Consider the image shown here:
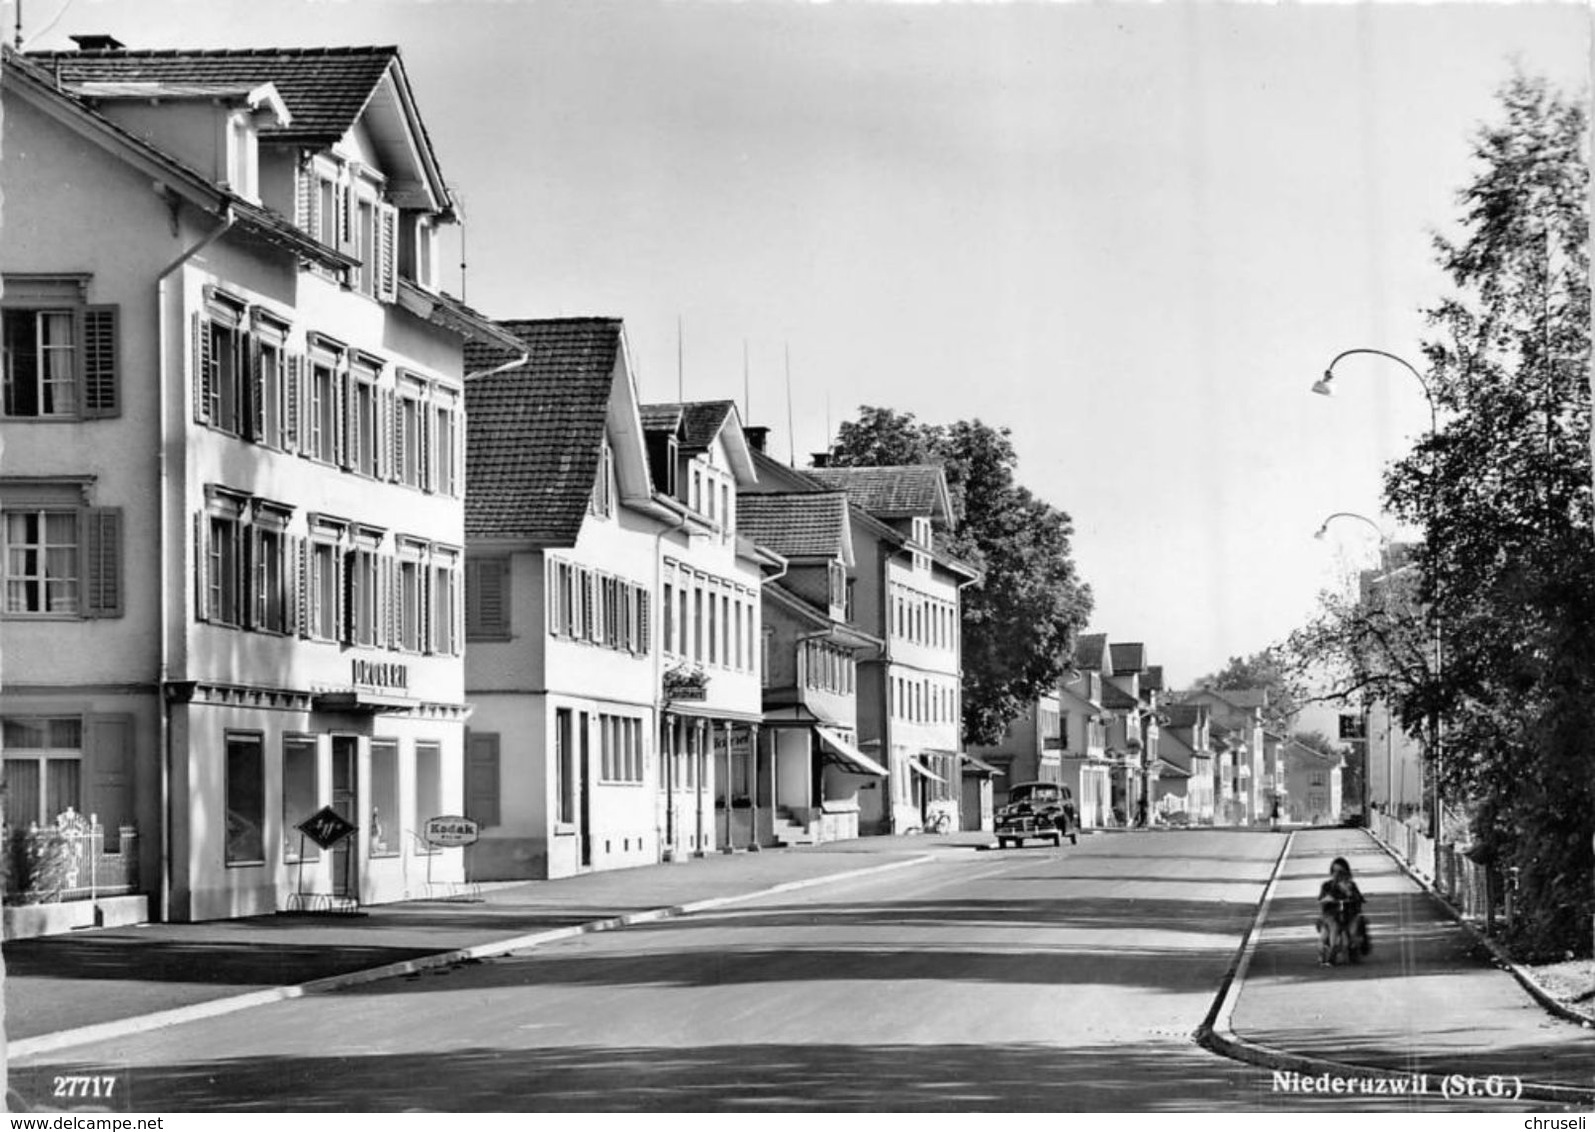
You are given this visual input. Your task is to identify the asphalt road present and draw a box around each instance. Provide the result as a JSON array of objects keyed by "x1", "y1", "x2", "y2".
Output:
[{"x1": 9, "y1": 830, "x2": 1449, "y2": 1112}]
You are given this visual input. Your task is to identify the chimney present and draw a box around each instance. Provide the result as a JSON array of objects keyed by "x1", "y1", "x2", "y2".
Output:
[
  {"x1": 743, "y1": 425, "x2": 769, "y2": 453},
  {"x1": 811, "y1": 452, "x2": 831, "y2": 469},
  {"x1": 70, "y1": 34, "x2": 126, "y2": 51}
]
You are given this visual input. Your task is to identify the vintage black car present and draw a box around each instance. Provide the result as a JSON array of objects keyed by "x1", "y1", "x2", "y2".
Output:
[{"x1": 995, "y1": 781, "x2": 1079, "y2": 848}]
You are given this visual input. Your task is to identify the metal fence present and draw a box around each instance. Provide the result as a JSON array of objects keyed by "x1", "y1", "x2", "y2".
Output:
[{"x1": 1370, "y1": 809, "x2": 1508, "y2": 931}]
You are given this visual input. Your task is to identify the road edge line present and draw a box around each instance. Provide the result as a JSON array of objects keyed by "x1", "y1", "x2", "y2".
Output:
[
  {"x1": 1194, "y1": 830, "x2": 1595, "y2": 1106},
  {"x1": 9, "y1": 852, "x2": 936, "y2": 1060}
]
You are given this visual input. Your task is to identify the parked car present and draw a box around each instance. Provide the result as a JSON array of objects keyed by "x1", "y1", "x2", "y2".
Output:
[{"x1": 995, "y1": 781, "x2": 1078, "y2": 848}]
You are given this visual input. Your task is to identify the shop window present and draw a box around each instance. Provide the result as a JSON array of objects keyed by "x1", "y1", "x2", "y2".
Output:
[
  {"x1": 282, "y1": 736, "x2": 318, "y2": 862},
  {"x1": 225, "y1": 732, "x2": 265, "y2": 866},
  {"x1": 369, "y1": 739, "x2": 399, "y2": 857}
]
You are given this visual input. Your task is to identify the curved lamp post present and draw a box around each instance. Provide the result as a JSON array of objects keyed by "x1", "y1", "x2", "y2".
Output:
[{"x1": 1314, "y1": 349, "x2": 1445, "y2": 842}]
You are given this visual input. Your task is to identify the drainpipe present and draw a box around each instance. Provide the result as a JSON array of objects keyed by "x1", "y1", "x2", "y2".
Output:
[{"x1": 154, "y1": 201, "x2": 235, "y2": 923}]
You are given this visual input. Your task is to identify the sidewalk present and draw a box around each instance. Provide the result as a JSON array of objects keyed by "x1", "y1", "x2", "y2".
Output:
[
  {"x1": 5, "y1": 836, "x2": 975, "y2": 1050},
  {"x1": 1224, "y1": 827, "x2": 1595, "y2": 1096}
]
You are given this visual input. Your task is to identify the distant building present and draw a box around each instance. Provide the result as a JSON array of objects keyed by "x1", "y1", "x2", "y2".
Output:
[{"x1": 738, "y1": 490, "x2": 885, "y2": 845}]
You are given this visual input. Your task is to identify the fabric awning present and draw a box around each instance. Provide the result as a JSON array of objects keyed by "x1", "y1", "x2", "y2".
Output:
[
  {"x1": 960, "y1": 754, "x2": 1005, "y2": 776},
  {"x1": 815, "y1": 727, "x2": 889, "y2": 777},
  {"x1": 907, "y1": 757, "x2": 947, "y2": 784}
]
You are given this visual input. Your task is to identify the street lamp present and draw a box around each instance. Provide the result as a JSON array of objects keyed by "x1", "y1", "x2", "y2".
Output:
[{"x1": 1313, "y1": 348, "x2": 1445, "y2": 842}]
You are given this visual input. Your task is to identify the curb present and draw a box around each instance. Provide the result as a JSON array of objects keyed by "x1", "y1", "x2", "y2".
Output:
[
  {"x1": 10, "y1": 852, "x2": 935, "y2": 1060},
  {"x1": 1195, "y1": 830, "x2": 1595, "y2": 1106},
  {"x1": 1362, "y1": 826, "x2": 1595, "y2": 1030}
]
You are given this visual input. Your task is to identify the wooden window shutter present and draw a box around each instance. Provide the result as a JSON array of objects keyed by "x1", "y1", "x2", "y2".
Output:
[
  {"x1": 296, "y1": 537, "x2": 311, "y2": 638},
  {"x1": 248, "y1": 336, "x2": 266, "y2": 442},
  {"x1": 377, "y1": 202, "x2": 398, "y2": 302},
  {"x1": 192, "y1": 313, "x2": 211, "y2": 424},
  {"x1": 283, "y1": 354, "x2": 301, "y2": 452},
  {"x1": 296, "y1": 165, "x2": 316, "y2": 234},
  {"x1": 464, "y1": 732, "x2": 501, "y2": 828},
  {"x1": 638, "y1": 590, "x2": 651, "y2": 655},
  {"x1": 335, "y1": 367, "x2": 351, "y2": 469},
  {"x1": 466, "y1": 557, "x2": 509, "y2": 640},
  {"x1": 81, "y1": 305, "x2": 119, "y2": 419},
  {"x1": 252, "y1": 527, "x2": 266, "y2": 630},
  {"x1": 452, "y1": 564, "x2": 465, "y2": 655},
  {"x1": 82, "y1": 507, "x2": 123, "y2": 618},
  {"x1": 193, "y1": 511, "x2": 210, "y2": 622},
  {"x1": 284, "y1": 534, "x2": 300, "y2": 637},
  {"x1": 84, "y1": 714, "x2": 135, "y2": 836}
]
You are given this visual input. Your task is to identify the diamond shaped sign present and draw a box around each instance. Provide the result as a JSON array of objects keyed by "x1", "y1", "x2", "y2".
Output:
[{"x1": 296, "y1": 805, "x2": 357, "y2": 850}]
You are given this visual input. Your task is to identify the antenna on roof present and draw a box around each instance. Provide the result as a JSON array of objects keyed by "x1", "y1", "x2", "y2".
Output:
[
  {"x1": 743, "y1": 339, "x2": 750, "y2": 423},
  {"x1": 676, "y1": 316, "x2": 684, "y2": 402},
  {"x1": 785, "y1": 343, "x2": 795, "y2": 469},
  {"x1": 14, "y1": 0, "x2": 23, "y2": 49},
  {"x1": 825, "y1": 391, "x2": 831, "y2": 457}
]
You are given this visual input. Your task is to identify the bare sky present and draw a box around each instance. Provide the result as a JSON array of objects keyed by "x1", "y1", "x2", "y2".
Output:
[{"x1": 18, "y1": 0, "x2": 1589, "y2": 685}]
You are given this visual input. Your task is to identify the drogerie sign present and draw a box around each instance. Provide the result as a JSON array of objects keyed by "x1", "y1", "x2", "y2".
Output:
[{"x1": 352, "y1": 659, "x2": 409, "y2": 690}]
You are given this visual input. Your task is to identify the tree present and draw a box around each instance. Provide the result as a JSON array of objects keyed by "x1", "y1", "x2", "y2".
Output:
[
  {"x1": 1331, "y1": 74, "x2": 1591, "y2": 958},
  {"x1": 1188, "y1": 648, "x2": 1302, "y2": 732},
  {"x1": 827, "y1": 407, "x2": 1093, "y2": 745}
]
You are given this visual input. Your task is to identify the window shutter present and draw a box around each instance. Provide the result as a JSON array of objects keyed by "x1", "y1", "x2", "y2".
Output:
[
  {"x1": 81, "y1": 305, "x2": 119, "y2": 419},
  {"x1": 296, "y1": 537, "x2": 311, "y2": 639},
  {"x1": 390, "y1": 392, "x2": 404, "y2": 483},
  {"x1": 249, "y1": 336, "x2": 266, "y2": 442},
  {"x1": 386, "y1": 556, "x2": 400, "y2": 648},
  {"x1": 421, "y1": 562, "x2": 434, "y2": 654},
  {"x1": 296, "y1": 165, "x2": 315, "y2": 234},
  {"x1": 638, "y1": 590, "x2": 651, "y2": 655},
  {"x1": 84, "y1": 714, "x2": 134, "y2": 837},
  {"x1": 377, "y1": 202, "x2": 398, "y2": 301},
  {"x1": 194, "y1": 511, "x2": 210, "y2": 622},
  {"x1": 192, "y1": 314, "x2": 211, "y2": 424},
  {"x1": 419, "y1": 401, "x2": 433, "y2": 492},
  {"x1": 253, "y1": 527, "x2": 267, "y2": 630},
  {"x1": 284, "y1": 534, "x2": 300, "y2": 637},
  {"x1": 335, "y1": 547, "x2": 348, "y2": 644},
  {"x1": 466, "y1": 557, "x2": 510, "y2": 640},
  {"x1": 464, "y1": 732, "x2": 501, "y2": 828},
  {"x1": 452, "y1": 565, "x2": 464, "y2": 655},
  {"x1": 283, "y1": 354, "x2": 301, "y2": 452},
  {"x1": 82, "y1": 507, "x2": 123, "y2": 618},
  {"x1": 335, "y1": 367, "x2": 351, "y2": 469}
]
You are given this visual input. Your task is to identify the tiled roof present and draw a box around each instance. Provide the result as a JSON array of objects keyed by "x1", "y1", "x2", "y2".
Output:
[
  {"x1": 1110, "y1": 642, "x2": 1147, "y2": 675},
  {"x1": 28, "y1": 46, "x2": 399, "y2": 144},
  {"x1": 639, "y1": 400, "x2": 737, "y2": 448},
  {"x1": 1199, "y1": 686, "x2": 1269, "y2": 710},
  {"x1": 1102, "y1": 683, "x2": 1140, "y2": 711},
  {"x1": 1072, "y1": 632, "x2": 1108, "y2": 670},
  {"x1": 737, "y1": 493, "x2": 848, "y2": 560},
  {"x1": 805, "y1": 465, "x2": 947, "y2": 519},
  {"x1": 464, "y1": 318, "x2": 622, "y2": 544},
  {"x1": 1163, "y1": 703, "x2": 1206, "y2": 728},
  {"x1": 638, "y1": 404, "x2": 683, "y2": 433}
]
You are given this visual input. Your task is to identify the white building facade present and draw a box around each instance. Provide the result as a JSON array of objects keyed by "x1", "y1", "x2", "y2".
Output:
[{"x1": 2, "y1": 43, "x2": 508, "y2": 921}]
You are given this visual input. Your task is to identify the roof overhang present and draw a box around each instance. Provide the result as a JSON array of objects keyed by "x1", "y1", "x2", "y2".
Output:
[
  {"x1": 906, "y1": 757, "x2": 947, "y2": 784},
  {"x1": 396, "y1": 282, "x2": 521, "y2": 350},
  {"x1": 311, "y1": 689, "x2": 418, "y2": 714}
]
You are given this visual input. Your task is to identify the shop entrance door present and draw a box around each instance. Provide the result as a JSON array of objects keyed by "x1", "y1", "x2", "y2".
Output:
[{"x1": 331, "y1": 736, "x2": 359, "y2": 898}]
